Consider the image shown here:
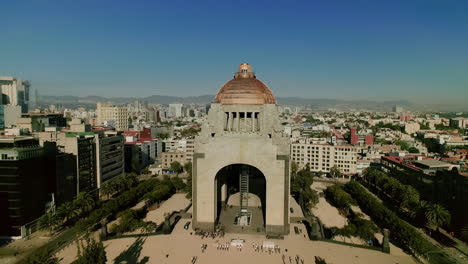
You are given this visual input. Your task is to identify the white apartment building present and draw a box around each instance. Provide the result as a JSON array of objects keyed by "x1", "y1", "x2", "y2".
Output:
[
  {"x1": 96, "y1": 102, "x2": 128, "y2": 131},
  {"x1": 162, "y1": 138, "x2": 194, "y2": 163},
  {"x1": 291, "y1": 142, "x2": 358, "y2": 174}
]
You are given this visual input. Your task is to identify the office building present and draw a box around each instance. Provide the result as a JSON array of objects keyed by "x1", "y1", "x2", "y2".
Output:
[{"x1": 0, "y1": 136, "x2": 49, "y2": 237}]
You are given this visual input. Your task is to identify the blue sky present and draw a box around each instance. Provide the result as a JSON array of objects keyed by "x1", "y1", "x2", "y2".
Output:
[{"x1": 1, "y1": 0, "x2": 467, "y2": 104}]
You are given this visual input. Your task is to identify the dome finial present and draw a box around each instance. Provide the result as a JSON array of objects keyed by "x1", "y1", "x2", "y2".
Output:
[{"x1": 234, "y1": 63, "x2": 255, "y2": 79}]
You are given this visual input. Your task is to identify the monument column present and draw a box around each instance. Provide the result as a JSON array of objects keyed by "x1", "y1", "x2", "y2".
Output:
[
  {"x1": 251, "y1": 112, "x2": 255, "y2": 131},
  {"x1": 228, "y1": 112, "x2": 232, "y2": 131}
]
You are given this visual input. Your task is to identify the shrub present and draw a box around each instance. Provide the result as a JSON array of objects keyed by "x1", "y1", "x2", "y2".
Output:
[{"x1": 324, "y1": 185, "x2": 356, "y2": 216}]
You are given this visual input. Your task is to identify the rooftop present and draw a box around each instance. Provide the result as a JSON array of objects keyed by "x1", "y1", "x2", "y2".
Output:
[{"x1": 413, "y1": 159, "x2": 452, "y2": 168}]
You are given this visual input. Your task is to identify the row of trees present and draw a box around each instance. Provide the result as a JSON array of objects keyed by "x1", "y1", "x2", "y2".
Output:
[
  {"x1": 291, "y1": 163, "x2": 319, "y2": 213},
  {"x1": 100, "y1": 173, "x2": 139, "y2": 199},
  {"x1": 38, "y1": 192, "x2": 96, "y2": 235},
  {"x1": 31, "y1": 175, "x2": 180, "y2": 263},
  {"x1": 110, "y1": 176, "x2": 178, "y2": 235},
  {"x1": 38, "y1": 173, "x2": 142, "y2": 235},
  {"x1": 363, "y1": 168, "x2": 451, "y2": 231},
  {"x1": 344, "y1": 181, "x2": 437, "y2": 256}
]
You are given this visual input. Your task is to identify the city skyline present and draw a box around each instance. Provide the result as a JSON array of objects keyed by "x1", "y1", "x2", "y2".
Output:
[{"x1": 1, "y1": 0, "x2": 468, "y2": 104}]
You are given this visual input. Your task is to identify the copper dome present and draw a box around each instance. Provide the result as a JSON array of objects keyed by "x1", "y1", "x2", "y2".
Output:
[{"x1": 213, "y1": 63, "x2": 276, "y2": 105}]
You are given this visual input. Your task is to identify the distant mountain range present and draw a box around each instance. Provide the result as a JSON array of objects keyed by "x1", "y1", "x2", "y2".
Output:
[{"x1": 39, "y1": 94, "x2": 467, "y2": 112}]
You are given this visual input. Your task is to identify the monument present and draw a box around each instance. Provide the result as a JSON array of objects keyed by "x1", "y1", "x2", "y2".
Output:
[{"x1": 192, "y1": 63, "x2": 291, "y2": 235}]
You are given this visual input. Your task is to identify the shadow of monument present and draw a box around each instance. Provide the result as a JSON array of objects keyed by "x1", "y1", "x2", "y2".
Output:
[{"x1": 113, "y1": 237, "x2": 150, "y2": 264}]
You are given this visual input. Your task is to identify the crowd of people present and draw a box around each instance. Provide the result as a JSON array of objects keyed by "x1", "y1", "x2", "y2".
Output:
[
  {"x1": 200, "y1": 230, "x2": 224, "y2": 239},
  {"x1": 252, "y1": 243, "x2": 281, "y2": 254},
  {"x1": 215, "y1": 241, "x2": 233, "y2": 251},
  {"x1": 282, "y1": 254, "x2": 305, "y2": 264}
]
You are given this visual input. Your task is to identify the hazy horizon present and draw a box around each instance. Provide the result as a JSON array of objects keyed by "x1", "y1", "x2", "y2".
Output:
[{"x1": 2, "y1": 0, "x2": 467, "y2": 105}]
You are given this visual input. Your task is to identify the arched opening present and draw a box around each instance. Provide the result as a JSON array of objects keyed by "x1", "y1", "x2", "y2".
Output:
[{"x1": 214, "y1": 164, "x2": 266, "y2": 234}]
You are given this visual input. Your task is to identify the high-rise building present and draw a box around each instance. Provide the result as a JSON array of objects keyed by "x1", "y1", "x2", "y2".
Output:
[
  {"x1": 168, "y1": 103, "x2": 184, "y2": 118},
  {"x1": 96, "y1": 102, "x2": 128, "y2": 131},
  {"x1": 95, "y1": 131, "x2": 125, "y2": 188},
  {"x1": 0, "y1": 136, "x2": 49, "y2": 237},
  {"x1": 392, "y1": 105, "x2": 403, "y2": 113},
  {"x1": 0, "y1": 77, "x2": 30, "y2": 113}
]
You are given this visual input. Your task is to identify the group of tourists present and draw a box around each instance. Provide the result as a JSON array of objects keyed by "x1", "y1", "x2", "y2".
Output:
[
  {"x1": 200, "y1": 243, "x2": 208, "y2": 253},
  {"x1": 200, "y1": 230, "x2": 224, "y2": 239},
  {"x1": 252, "y1": 243, "x2": 281, "y2": 254},
  {"x1": 190, "y1": 256, "x2": 198, "y2": 263},
  {"x1": 282, "y1": 254, "x2": 304, "y2": 264},
  {"x1": 215, "y1": 242, "x2": 231, "y2": 251}
]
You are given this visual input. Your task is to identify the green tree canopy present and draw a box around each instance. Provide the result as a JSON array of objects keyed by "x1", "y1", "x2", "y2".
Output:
[
  {"x1": 73, "y1": 237, "x2": 106, "y2": 264},
  {"x1": 170, "y1": 161, "x2": 183, "y2": 173}
]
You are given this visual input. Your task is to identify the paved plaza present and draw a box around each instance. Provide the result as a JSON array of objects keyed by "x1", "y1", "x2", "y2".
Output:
[{"x1": 103, "y1": 220, "x2": 416, "y2": 264}]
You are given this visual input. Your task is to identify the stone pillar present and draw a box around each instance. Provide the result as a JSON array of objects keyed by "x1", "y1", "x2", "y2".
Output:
[
  {"x1": 100, "y1": 219, "x2": 108, "y2": 240},
  {"x1": 237, "y1": 112, "x2": 240, "y2": 131},
  {"x1": 258, "y1": 113, "x2": 261, "y2": 132},
  {"x1": 244, "y1": 112, "x2": 247, "y2": 132},
  {"x1": 221, "y1": 183, "x2": 227, "y2": 208},
  {"x1": 251, "y1": 112, "x2": 255, "y2": 131},
  {"x1": 382, "y1": 229, "x2": 390, "y2": 253},
  {"x1": 228, "y1": 112, "x2": 232, "y2": 131}
]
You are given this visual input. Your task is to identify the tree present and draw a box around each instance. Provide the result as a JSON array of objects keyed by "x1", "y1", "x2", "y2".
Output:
[
  {"x1": 142, "y1": 221, "x2": 157, "y2": 234},
  {"x1": 73, "y1": 237, "x2": 106, "y2": 264},
  {"x1": 291, "y1": 165, "x2": 318, "y2": 211},
  {"x1": 395, "y1": 140, "x2": 410, "y2": 151},
  {"x1": 329, "y1": 165, "x2": 341, "y2": 178},
  {"x1": 408, "y1": 147, "x2": 420, "y2": 153},
  {"x1": 170, "y1": 176, "x2": 186, "y2": 191},
  {"x1": 75, "y1": 192, "x2": 95, "y2": 214},
  {"x1": 100, "y1": 181, "x2": 114, "y2": 199},
  {"x1": 397, "y1": 185, "x2": 420, "y2": 210},
  {"x1": 38, "y1": 212, "x2": 60, "y2": 235},
  {"x1": 170, "y1": 161, "x2": 183, "y2": 173},
  {"x1": 184, "y1": 164, "x2": 193, "y2": 199},
  {"x1": 423, "y1": 203, "x2": 451, "y2": 231},
  {"x1": 291, "y1": 161, "x2": 298, "y2": 177},
  {"x1": 56, "y1": 202, "x2": 78, "y2": 223},
  {"x1": 324, "y1": 185, "x2": 356, "y2": 216},
  {"x1": 184, "y1": 161, "x2": 192, "y2": 176}
]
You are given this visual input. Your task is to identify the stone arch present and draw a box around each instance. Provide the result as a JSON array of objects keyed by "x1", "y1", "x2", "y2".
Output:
[{"x1": 214, "y1": 163, "x2": 267, "y2": 232}]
